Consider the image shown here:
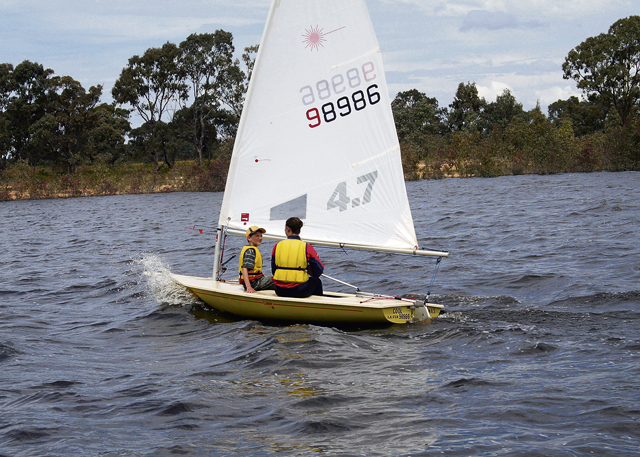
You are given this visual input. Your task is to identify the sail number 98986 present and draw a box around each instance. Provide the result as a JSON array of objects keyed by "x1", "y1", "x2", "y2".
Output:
[
  {"x1": 306, "y1": 85, "x2": 380, "y2": 127},
  {"x1": 300, "y1": 62, "x2": 379, "y2": 128}
]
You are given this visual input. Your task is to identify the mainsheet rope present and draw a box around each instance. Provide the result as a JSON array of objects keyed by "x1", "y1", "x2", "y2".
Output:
[{"x1": 425, "y1": 256, "x2": 443, "y2": 304}]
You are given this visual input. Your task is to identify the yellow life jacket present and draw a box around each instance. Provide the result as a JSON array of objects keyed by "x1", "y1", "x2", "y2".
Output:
[
  {"x1": 238, "y1": 246, "x2": 263, "y2": 283},
  {"x1": 273, "y1": 239, "x2": 309, "y2": 284}
]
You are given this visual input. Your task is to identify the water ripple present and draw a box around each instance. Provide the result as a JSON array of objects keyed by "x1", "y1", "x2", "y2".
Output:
[{"x1": 1, "y1": 174, "x2": 640, "y2": 456}]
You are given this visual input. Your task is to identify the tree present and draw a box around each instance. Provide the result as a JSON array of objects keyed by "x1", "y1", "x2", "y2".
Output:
[
  {"x1": 170, "y1": 104, "x2": 234, "y2": 162},
  {"x1": 242, "y1": 45, "x2": 259, "y2": 83},
  {"x1": 112, "y1": 42, "x2": 188, "y2": 168},
  {"x1": 31, "y1": 76, "x2": 102, "y2": 173},
  {"x1": 179, "y1": 31, "x2": 244, "y2": 165},
  {"x1": 548, "y1": 96, "x2": 605, "y2": 136},
  {"x1": 0, "y1": 63, "x2": 12, "y2": 169},
  {"x1": 87, "y1": 103, "x2": 131, "y2": 163},
  {"x1": 392, "y1": 89, "x2": 447, "y2": 140},
  {"x1": 448, "y1": 82, "x2": 486, "y2": 132},
  {"x1": 481, "y1": 89, "x2": 525, "y2": 132},
  {"x1": 126, "y1": 122, "x2": 154, "y2": 161},
  {"x1": 2, "y1": 61, "x2": 55, "y2": 165},
  {"x1": 563, "y1": 15, "x2": 640, "y2": 126},
  {"x1": 168, "y1": 106, "x2": 198, "y2": 161}
]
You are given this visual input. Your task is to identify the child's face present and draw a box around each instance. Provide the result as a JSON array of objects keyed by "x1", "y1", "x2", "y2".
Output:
[{"x1": 248, "y1": 232, "x2": 263, "y2": 246}]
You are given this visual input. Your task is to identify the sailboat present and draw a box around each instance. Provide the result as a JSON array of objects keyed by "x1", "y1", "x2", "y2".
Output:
[{"x1": 172, "y1": 0, "x2": 449, "y2": 326}]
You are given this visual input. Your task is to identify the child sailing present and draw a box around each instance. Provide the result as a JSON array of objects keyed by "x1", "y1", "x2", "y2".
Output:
[{"x1": 239, "y1": 226, "x2": 275, "y2": 293}]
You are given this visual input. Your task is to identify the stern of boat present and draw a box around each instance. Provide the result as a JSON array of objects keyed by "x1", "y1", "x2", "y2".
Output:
[{"x1": 413, "y1": 302, "x2": 443, "y2": 320}]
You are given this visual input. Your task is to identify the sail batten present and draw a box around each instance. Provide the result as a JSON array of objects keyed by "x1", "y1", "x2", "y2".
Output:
[
  {"x1": 218, "y1": 0, "x2": 427, "y2": 254},
  {"x1": 351, "y1": 146, "x2": 398, "y2": 168},
  {"x1": 330, "y1": 47, "x2": 381, "y2": 70}
]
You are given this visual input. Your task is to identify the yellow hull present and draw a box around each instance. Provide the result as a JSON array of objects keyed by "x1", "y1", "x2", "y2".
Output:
[{"x1": 171, "y1": 274, "x2": 442, "y2": 326}]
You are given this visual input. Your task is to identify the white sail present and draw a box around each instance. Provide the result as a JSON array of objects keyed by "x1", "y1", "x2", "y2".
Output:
[{"x1": 219, "y1": 0, "x2": 421, "y2": 253}]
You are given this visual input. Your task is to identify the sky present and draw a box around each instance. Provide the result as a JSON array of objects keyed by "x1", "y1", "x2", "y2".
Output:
[{"x1": 1, "y1": 0, "x2": 637, "y2": 116}]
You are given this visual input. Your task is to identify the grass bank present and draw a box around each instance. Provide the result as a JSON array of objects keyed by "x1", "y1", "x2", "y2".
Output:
[
  {"x1": 2, "y1": 141, "x2": 637, "y2": 202},
  {"x1": 0, "y1": 158, "x2": 229, "y2": 201}
]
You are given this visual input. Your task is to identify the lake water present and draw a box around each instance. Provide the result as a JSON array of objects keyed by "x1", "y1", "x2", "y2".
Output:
[{"x1": 1, "y1": 171, "x2": 639, "y2": 456}]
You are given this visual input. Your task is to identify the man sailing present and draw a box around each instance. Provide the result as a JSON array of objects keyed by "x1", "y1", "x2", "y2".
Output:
[{"x1": 271, "y1": 217, "x2": 324, "y2": 298}]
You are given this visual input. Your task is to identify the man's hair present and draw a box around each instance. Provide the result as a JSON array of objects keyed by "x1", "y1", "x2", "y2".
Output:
[{"x1": 285, "y1": 217, "x2": 303, "y2": 234}]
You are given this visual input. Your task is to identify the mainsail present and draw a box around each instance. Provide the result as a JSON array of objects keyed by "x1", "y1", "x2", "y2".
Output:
[{"x1": 219, "y1": 0, "x2": 428, "y2": 255}]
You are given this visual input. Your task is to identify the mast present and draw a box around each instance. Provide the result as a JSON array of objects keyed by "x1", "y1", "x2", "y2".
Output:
[{"x1": 212, "y1": 225, "x2": 223, "y2": 281}]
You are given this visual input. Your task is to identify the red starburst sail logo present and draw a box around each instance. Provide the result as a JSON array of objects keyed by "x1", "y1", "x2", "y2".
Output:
[{"x1": 302, "y1": 25, "x2": 346, "y2": 51}]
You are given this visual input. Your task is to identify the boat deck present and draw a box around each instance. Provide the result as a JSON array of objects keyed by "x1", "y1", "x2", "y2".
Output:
[{"x1": 172, "y1": 274, "x2": 443, "y2": 325}]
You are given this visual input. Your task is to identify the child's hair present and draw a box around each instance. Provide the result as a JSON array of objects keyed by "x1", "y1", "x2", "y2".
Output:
[{"x1": 285, "y1": 217, "x2": 303, "y2": 234}]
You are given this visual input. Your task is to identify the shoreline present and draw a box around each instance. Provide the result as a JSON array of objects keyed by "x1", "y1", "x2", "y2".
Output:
[
  {"x1": 1, "y1": 184, "x2": 178, "y2": 201},
  {"x1": 4, "y1": 168, "x2": 632, "y2": 203},
  {"x1": 0, "y1": 160, "x2": 229, "y2": 202},
  {"x1": 2, "y1": 156, "x2": 636, "y2": 203}
]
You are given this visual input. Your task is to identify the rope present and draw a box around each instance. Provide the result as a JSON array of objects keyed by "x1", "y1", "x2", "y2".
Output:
[
  {"x1": 321, "y1": 273, "x2": 360, "y2": 292},
  {"x1": 425, "y1": 256, "x2": 442, "y2": 304},
  {"x1": 217, "y1": 228, "x2": 229, "y2": 280}
]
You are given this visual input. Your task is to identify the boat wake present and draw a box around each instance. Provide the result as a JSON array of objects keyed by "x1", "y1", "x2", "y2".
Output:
[{"x1": 137, "y1": 254, "x2": 199, "y2": 307}]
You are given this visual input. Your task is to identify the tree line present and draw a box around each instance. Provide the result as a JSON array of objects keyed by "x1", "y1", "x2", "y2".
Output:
[
  {"x1": 394, "y1": 15, "x2": 640, "y2": 178},
  {"x1": 0, "y1": 31, "x2": 255, "y2": 174},
  {"x1": 1, "y1": 16, "x2": 638, "y2": 184}
]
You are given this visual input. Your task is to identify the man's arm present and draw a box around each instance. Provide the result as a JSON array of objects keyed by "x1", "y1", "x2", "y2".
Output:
[
  {"x1": 306, "y1": 244, "x2": 324, "y2": 277},
  {"x1": 271, "y1": 244, "x2": 278, "y2": 275}
]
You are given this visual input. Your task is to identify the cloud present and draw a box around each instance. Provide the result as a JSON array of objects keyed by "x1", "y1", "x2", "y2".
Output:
[
  {"x1": 477, "y1": 81, "x2": 513, "y2": 101},
  {"x1": 0, "y1": 0, "x2": 268, "y2": 94},
  {"x1": 1, "y1": 0, "x2": 635, "y2": 117},
  {"x1": 460, "y1": 10, "x2": 542, "y2": 32},
  {"x1": 385, "y1": 54, "x2": 574, "y2": 112},
  {"x1": 380, "y1": 0, "x2": 629, "y2": 20},
  {"x1": 536, "y1": 85, "x2": 582, "y2": 107}
]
